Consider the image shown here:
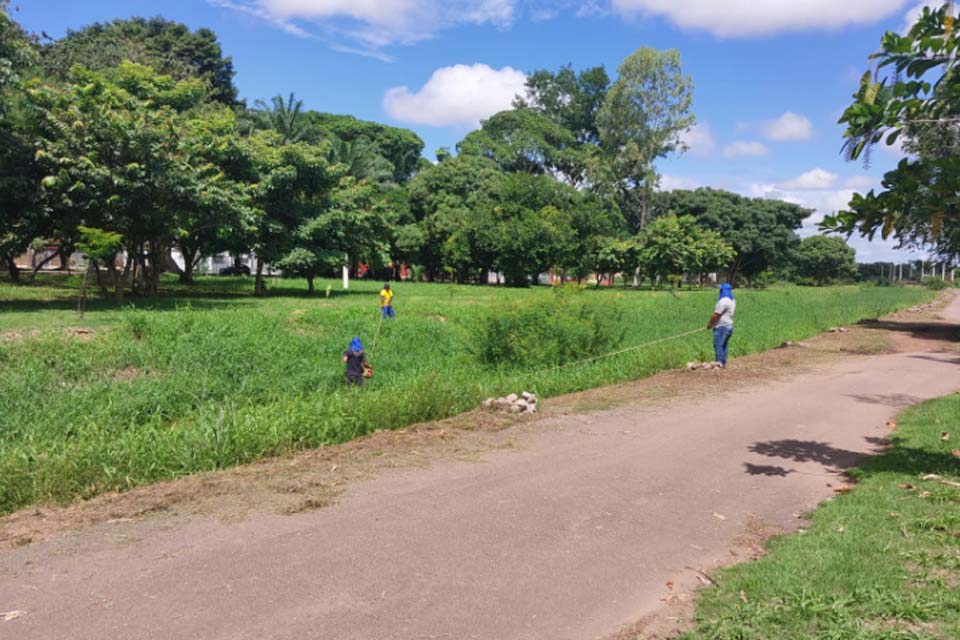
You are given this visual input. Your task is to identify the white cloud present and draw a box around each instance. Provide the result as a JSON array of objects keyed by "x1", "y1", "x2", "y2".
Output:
[
  {"x1": 779, "y1": 168, "x2": 838, "y2": 191},
  {"x1": 659, "y1": 174, "x2": 702, "y2": 191},
  {"x1": 745, "y1": 181, "x2": 917, "y2": 260},
  {"x1": 681, "y1": 123, "x2": 716, "y2": 157},
  {"x1": 383, "y1": 63, "x2": 527, "y2": 128},
  {"x1": 844, "y1": 175, "x2": 879, "y2": 190},
  {"x1": 214, "y1": 0, "x2": 517, "y2": 54},
  {"x1": 763, "y1": 111, "x2": 814, "y2": 142},
  {"x1": 611, "y1": 0, "x2": 912, "y2": 37},
  {"x1": 722, "y1": 141, "x2": 769, "y2": 158}
]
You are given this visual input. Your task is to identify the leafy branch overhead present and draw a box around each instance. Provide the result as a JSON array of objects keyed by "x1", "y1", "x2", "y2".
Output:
[{"x1": 825, "y1": 4, "x2": 960, "y2": 258}]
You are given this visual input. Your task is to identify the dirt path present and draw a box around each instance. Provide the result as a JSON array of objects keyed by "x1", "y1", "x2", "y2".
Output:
[{"x1": 2, "y1": 295, "x2": 959, "y2": 640}]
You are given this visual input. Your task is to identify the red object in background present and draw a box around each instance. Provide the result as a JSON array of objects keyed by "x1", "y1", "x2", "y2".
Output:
[{"x1": 357, "y1": 262, "x2": 369, "y2": 278}]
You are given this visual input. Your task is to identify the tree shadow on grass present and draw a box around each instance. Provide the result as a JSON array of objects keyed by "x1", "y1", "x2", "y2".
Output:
[{"x1": 745, "y1": 437, "x2": 960, "y2": 480}]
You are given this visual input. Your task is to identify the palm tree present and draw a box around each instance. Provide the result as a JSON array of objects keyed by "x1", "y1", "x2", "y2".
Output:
[
  {"x1": 328, "y1": 137, "x2": 393, "y2": 183},
  {"x1": 252, "y1": 93, "x2": 306, "y2": 144}
]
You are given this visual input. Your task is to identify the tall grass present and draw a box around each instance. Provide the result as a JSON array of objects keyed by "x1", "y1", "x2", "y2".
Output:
[{"x1": 0, "y1": 280, "x2": 933, "y2": 514}]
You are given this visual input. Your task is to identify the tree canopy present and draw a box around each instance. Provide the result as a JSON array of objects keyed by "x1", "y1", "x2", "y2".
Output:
[
  {"x1": 0, "y1": 8, "x2": 829, "y2": 291},
  {"x1": 823, "y1": 4, "x2": 960, "y2": 259},
  {"x1": 40, "y1": 16, "x2": 238, "y2": 104},
  {"x1": 795, "y1": 235, "x2": 858, "y2": 285},
  {"x1": 654, "y1": 188, "x2": 810, "y2": 284}
]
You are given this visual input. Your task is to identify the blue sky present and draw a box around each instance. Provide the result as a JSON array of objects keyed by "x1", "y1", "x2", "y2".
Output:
[{"x1": 14, "y1": 0, "x2": 949, "y2": 261}]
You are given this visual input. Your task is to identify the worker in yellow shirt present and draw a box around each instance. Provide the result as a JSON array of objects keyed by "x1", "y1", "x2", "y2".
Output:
[{"x1": 380, "y1": 283, "x2": 395, "y2": 319}]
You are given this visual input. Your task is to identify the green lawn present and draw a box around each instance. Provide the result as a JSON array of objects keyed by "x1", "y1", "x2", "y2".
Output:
[
  {"x1": 0, "y1": 275, "x2": 934, "y2": 514},
  {"x1": 682, "y1": 393, "x2": 960, "y2": 640}
]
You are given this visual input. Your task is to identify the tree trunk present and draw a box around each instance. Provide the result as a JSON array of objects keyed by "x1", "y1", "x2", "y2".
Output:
[
  {"x1": 4, "y1": 255, "x2": 19, "y2": 282},
  {"x1": 31, "y1": 247, "x2": 62, "y2": 276},
  {"x1": 255, "y1": 258, "x2": 266, "y2": 296},
  {"x1": 179, "y1": 248, "x2": 198, "y2": 284},
  {"x1": 90, "y1": 259, "x2": 108, "y2": 296},
  {"x1": 307, "y1": 275, "x2": 315, "y2": 295},
  {"x1": 78, "y1": 262, "x2": 91, "y2": 319}
]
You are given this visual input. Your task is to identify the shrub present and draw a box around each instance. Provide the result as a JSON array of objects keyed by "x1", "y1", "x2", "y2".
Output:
[
  {"x1": 921, "y1": 276, "x2": 948, "y2": 290},
  {"x1": 471, "y1": 285, "x2": 625, "y2": 368}
]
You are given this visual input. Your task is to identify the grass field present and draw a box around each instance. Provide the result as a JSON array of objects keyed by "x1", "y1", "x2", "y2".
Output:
[
  {"x1": 682, "y1": 393, "x2": 960, "y2": 640},
  {"x1": 0, "y1": 275, "x2": 934, "y2": 515}
]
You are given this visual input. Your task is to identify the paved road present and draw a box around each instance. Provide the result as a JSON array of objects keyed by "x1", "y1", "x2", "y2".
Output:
[{"x1": 2, "y1": 297, "x2": 959, "y2": 640}]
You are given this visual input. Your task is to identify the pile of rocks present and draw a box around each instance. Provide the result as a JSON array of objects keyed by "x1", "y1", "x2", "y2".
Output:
[
  {"x1": 907, "y1": 303, "x2": 934, "y2": 313},
  {"x1": 685, "y1": 361, "x2": 724, "y2": 371},
  {"x1": 482, "y1": 391, "x2": 539, "y2": 414},
  {"x1": 827, "y1": 327, "x2": 849, "y2": 333}
]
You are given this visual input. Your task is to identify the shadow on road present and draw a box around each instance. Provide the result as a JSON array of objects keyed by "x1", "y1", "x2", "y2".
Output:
[
  {"x1": 908, "y1": 353, "x2": 960, "y2": 365},
  {"x1": 745, "y1": 439, "x2": 878, "y2": 475},
  {"x1": 844, "y1": 393, "x2": 924, "y2": 407},
  {"x1": 743, "y1": 463, "x2": 795, "y2": 477},
  {"x1": 857, "y1": 318, "x2": 960, "y2": 343},
  {"x1": 746, "y1": 437, "x2": 960, "y2": 480}
]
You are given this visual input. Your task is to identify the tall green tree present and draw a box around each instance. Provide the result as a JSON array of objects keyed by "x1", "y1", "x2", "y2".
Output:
[
  {"x1": 515, "y1": 64, "x2": 610, "y2": 145},
  {"x1": 29, "y1": 63, "x2": 247, "y2": 296},
  {"x1": 302, "y1": 112, "x2": 425, "y2": 183},
  {"x1": 457, "y1": 108, "x2": 587, "y2": 184},
  {"x1": 0, "y1": 4, "x2": 40, "y2": 281},
  {"x1": 655, "y1": 188, "x2": 808, "y2": 284},
  {"x1": 823, "y1": 4, "x2": 960, "y2": 258},
  {"x1": 408, "y1": 155, "x2": 504, "y2": 280},
  {"x1": 795, "y1": 235, "x2": 858, "y2": 285},
  {"x1": 40, "y1": 17, "x2": 237, "y2": 104},
  {"x1": 251, "y1": 93, "x2": 307, "y2": 145},
  {"x1": 244, "y1": 131, "x2": 338, "y2": 295},
  {"x1": 596, "y1": 47, "x2": 695, "y2": 231}
]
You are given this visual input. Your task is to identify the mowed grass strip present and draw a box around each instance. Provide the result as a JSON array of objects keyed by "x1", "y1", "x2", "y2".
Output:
[
  {"x1": 0, "y1": 278, "x2": 933, "y2": 514},
  {"x1": 682, "y1": 393, "x2": 960, "y2": 640}
]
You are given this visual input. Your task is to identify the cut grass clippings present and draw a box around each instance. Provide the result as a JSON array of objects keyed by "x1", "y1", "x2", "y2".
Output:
[{"x1": 682, "y1": 393, "x2": 960, "y2": 640}]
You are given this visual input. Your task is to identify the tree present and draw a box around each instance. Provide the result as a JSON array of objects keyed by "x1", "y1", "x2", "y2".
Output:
[
  {"x1": 515, "y1": 64, "x2": 610, "y2": 146},
  {"x1": 823, "y1": 4, "x2": 960, "y2": 257},
  {"x1": 795, "y1": 236, "x2": 857, "y2": 285},
  {"x1": 655, "y1": 188, "x2": 809, "y2": 284},
  {"x1": 327, "y1": 137, "x2": 394, "y2": 183},
  {"x1": 457, "y1": 108, "x2": 586, "y2": 184},
  {"x1": 74, "y1": 226, "x2": 122, "y2": 313},
  {"x1": 302, "y1": 112, "x2": 425, "y2": 183},
  {"x1": 0, "y1": 4, "x2": 40, "y2": 281},
  {"x1": 245, "y1": 131, "x2": 338, "y2": 295},
  {"x1": 596, "y1": 48, "x2": 694, "y2": 230},
  {"x1": 408, "y1": 155, "x2": 504, "y2": 280},
  {"x1": 636, "y1": 215, "x2": 735, "y2": 288},
  {"x1": 593, "y1": 237, "x2": 640, "y2": 287},
  {"x1": 40, "y1": 17, "x2": 237, "y2": 104},
  {"x1": 251, "y1": 93, "x2": 306, "y2": 145},
  {"x1": 172, "y1": 106, "x2": 256, "y2": 284},
  {"x1": 29, "y1": 63, "x2": 248, "y2": 296}
]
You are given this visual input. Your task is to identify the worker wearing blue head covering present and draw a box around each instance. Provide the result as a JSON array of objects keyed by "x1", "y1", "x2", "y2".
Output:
[
  {"x1": 707, "y1": 283, "x2": 736, "y2": 368},
  {"x1": 342, "y1": 337, "x2": 366, "y2": 387}
]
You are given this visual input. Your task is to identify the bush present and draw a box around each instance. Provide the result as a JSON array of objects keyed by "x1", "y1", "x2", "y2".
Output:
[
  {"x1": 922, "y1": 276, "x2": 948, "y2": 290},
  {"x1": 471, "y1": 285, "x2": 625, "y2": 368}
]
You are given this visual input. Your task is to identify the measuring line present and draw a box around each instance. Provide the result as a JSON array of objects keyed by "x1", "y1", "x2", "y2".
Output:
[{"x1": 535, "y1": 327, "x2": 707, "y2": 373}]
